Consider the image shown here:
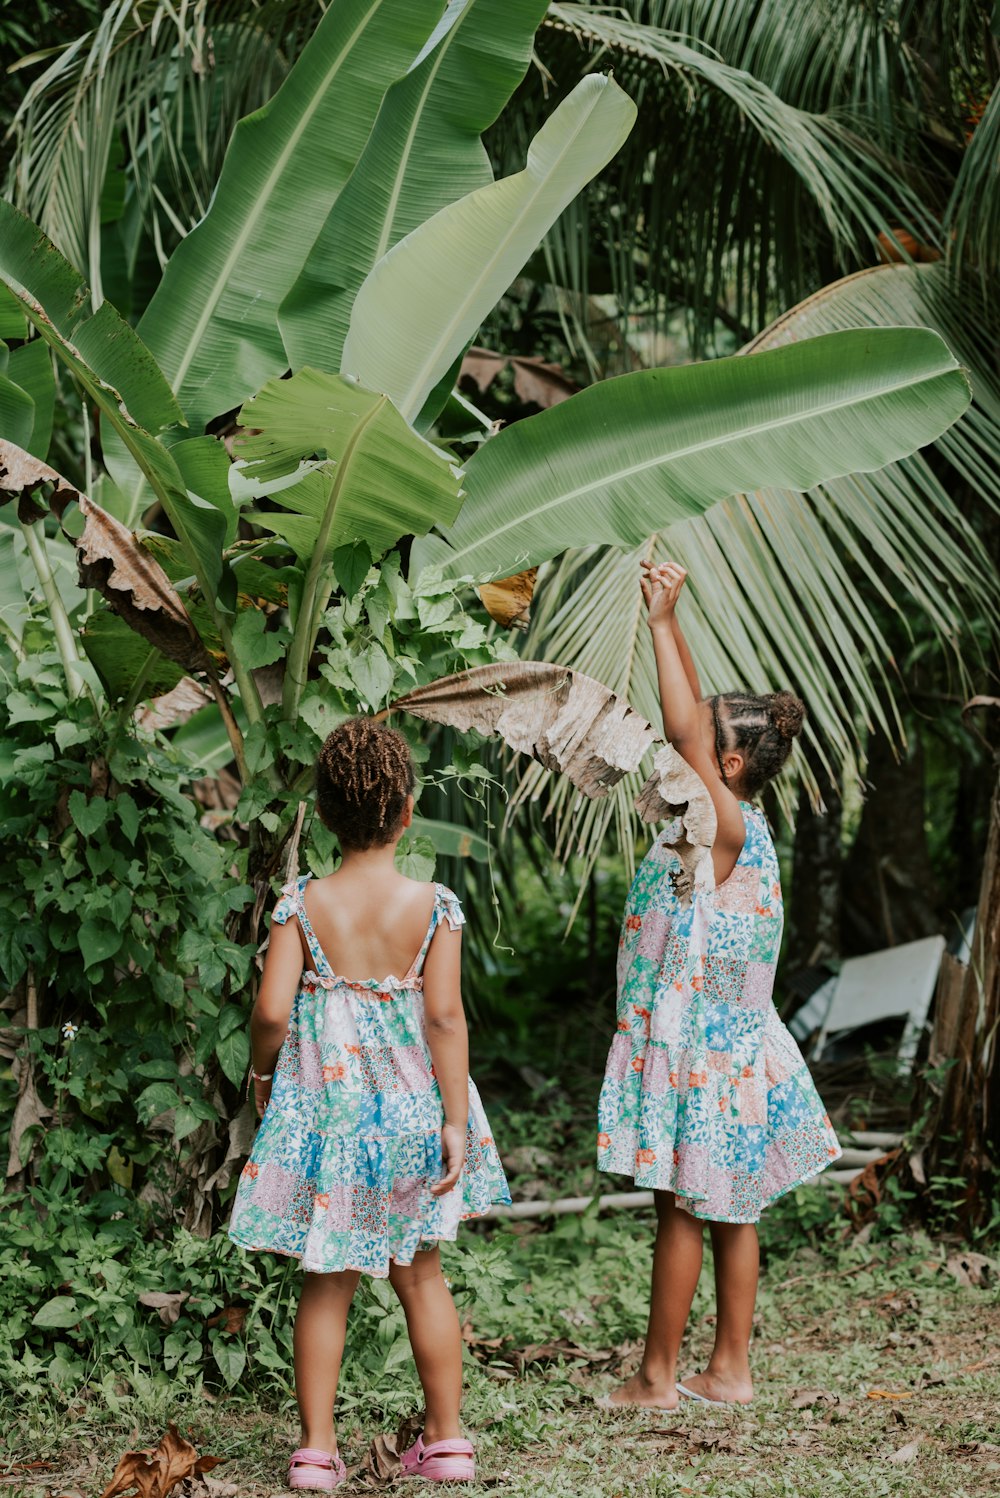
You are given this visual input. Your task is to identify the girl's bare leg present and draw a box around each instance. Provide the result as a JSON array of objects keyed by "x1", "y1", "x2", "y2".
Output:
[
  {"x1": 680, "y1": 1220, "x2": 757, "y2": 1403},
  {"x1": 294, "y1": 1269, "x2": 361, "y2": 1451},
  {"x1": 604, "y1": 1191, "x2": 704, "y2": 1409},
  {"x1": 389, "y1": 1247, "x2": 463, "y2": 1445}
]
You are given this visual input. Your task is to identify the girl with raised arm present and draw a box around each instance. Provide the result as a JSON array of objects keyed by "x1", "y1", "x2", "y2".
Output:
[
  {"x1": 229, "y1": 718, "x2": 510, "y2": 1487},
  {"x1": 596, "y1": 562, "x2": 840, "y2": 1410}
]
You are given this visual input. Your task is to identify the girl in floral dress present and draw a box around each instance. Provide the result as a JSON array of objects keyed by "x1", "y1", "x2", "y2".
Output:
[
  {"x1": 597, "y1": 561, "x2": 841, "y2": 1410},
  {"x1": 229, "y1": 719, "x2": 509, "y2": 1489}
]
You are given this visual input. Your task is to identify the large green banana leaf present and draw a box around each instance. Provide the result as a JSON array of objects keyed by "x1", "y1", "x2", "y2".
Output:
[
  {"x1": 279, "y1": 0, "x2": 547, "y2": 375},
  {"x1": 0, "y1": 372, "x2": 35, "y2": 451},
  {"x1": 6, "y1": 341, "x2": 55, "y2": 461},
  {"x1": 421, "y1": 327, "x2": 971, "y2": 580},
  {"x1": 341, "y1": 73, "x2": 637, "y2": 423},
  {"x1": 0, "y1": 201, "x2": 183, "y2": 437},
  {"x1": 0, "y1": 204, "x2": 228, "y2": 606},
  {"x1": 233, "y1": 369, "x2": 463, "y2": 563},
  {"x1": 517, "y1": 267, "x2": 998, "y2": 884},
  {"x1": 136, "y1": 0, "x2": 444, "y2": 432},
  {"x1": 234, "y1": 366, "x2": 464, "y2": 720}
]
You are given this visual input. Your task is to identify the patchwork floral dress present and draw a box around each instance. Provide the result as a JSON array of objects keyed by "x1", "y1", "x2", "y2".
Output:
[
  {"x1": 597, "y1": 803, "x2": 841, "y2": 1222},
  {"x1": 228, "y1": 878, "x2": 510, "y2": 1275}
]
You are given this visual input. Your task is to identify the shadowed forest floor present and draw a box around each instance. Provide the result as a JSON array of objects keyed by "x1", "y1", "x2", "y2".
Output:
[{"x1": 5, "y1": 1214, "x2": 998, "y2": 1498}]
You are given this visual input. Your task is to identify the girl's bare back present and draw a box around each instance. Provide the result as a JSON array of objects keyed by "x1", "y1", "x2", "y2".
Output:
[{"x1": 300, "y1": 868, "x2": 437, "y2": 981}]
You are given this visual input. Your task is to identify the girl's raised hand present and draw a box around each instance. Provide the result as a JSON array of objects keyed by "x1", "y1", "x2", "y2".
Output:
[{"x1": 640, "y1": 559, "x2": 687, "y2": 628}]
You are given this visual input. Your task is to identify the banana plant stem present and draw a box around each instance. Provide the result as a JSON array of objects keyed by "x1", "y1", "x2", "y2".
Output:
[
  {"x1": 206, "y1": 675, "x2": 251, "y2": 786},
  {"x1": 20, "y1": 520, "x2": 91, "y2": 701}
]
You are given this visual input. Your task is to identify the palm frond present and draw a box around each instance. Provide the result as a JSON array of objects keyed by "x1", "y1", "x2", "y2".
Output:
[
  {"x1": 484, "y1": 1, "x2": 943, "y2": 358},
  {"x1": 6, "y1": 0, "x2": 322, "y2": 303},
  {"x1": 513, "y1": 263, "x2": 1000, "y2": 883},
  {"x1": 626, "y1": 1, "x2": 925, "y2": 133},
  {"x1": 896, "y1": 0, "x2": 999, "y2": 115},
  {"x1": 946, "y1": 84, "x2": 1000, "y2": 281}
]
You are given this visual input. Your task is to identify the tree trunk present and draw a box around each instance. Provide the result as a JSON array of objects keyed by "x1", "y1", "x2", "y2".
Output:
[
  {"x1": 785, "y1": 751, "x2": 843, "y2": 974},
  {"x1": 841, "y1": 725, "x2": 940, "y2": 953},
  {"x1": 909, "y1": 762, "x2": 1000, "y2": 1229}
]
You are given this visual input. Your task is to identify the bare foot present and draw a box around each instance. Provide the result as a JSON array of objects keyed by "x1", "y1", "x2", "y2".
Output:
[
  {"x1": 596, "y1": 1369, "x2": 679, "y2": 1411},
  {"x1": 678, "y1": 1369, "x2": 753, "y2": 1405}
]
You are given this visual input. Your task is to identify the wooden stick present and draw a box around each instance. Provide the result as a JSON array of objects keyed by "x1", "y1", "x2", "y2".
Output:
[
  {"x1": 483, "y1": 1163, "x2": 873, "y2": 1225},
  {"x1": 483, "y1": 1191, "x2": 654, "y2": 1221}
]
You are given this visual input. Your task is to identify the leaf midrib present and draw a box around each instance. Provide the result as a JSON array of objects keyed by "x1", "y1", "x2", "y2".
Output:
[
  {"x1": 396, "y1": 80, "x2": 613, "y2": 419},
  {"x1": 449, "y1": 359, "x2": 958, "y2": 564},
  {"x1": 373, "y1": 1, "x2": 472, "y2": 266},
  {"x1": 171, "y1": 0, "x2": 383, "y2": 396}
]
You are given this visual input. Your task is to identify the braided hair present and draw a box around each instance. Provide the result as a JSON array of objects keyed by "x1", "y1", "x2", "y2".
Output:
[
  {"x1": 315, "y1": 718, "x2": 415, "y2": 850},
  {"x1": 710, "y1": 691, "x2": 805, "y2": 799}
]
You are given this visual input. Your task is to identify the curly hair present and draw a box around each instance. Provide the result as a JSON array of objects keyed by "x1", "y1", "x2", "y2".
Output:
[
  {"x1": 710, "y1": 690, "x2": 805, "y2": 799},
  {"x1": 315, "y1": 718, "x2": 415, "y2": 850}
]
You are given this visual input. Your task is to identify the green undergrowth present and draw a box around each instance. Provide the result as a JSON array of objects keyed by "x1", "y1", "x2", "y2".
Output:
[{"x1": 3, "y1": 1207, "x2": 998, "y2": 1498}]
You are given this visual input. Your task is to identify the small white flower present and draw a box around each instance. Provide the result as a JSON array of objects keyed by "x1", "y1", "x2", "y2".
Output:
[{"x1": 61, "y1": 1022, "x2": 79, "y2": 1041}]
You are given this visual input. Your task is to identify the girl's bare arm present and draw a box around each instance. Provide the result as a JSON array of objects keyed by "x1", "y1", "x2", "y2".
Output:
[
  {"x1": 421, "y1": 919, "x2": 469, "y2": 1196},
  {"x1": 248, "y1": 919, "x2": 302, "y2": 1112},
  {"x1": 672, "y1": 613, "x2": 701, "y2": 699},
  {"x1": 642, "y1": 561, "x2": 746, "y2": 879}
]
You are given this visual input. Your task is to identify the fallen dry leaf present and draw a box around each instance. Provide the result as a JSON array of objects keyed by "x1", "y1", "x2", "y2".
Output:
[
  {"x1": 206, "y1": 1305, "x2": 246, "y2": 1335},
  {"x1": 791, "y1": 1388, "x2": 839, "y2": 1409},
  {"x1": 844, "y1": 1151, "x2": 902, "y2": 1228},
  {"x1": 945, "y1": 1252, "x2": 992, "y2": 1289},
  {"x1": 460, "y1": 1319, "x2": 505, "y2": 1355},
  {"x1": 137, "y1": 1291, "x2": 189, "y2": 1327},
  {"x1": 885, "y1": 1438, "x2": 923, "y2": 1464},
  {"x1": 956, "y1": 1354, "x2": 999, "y2": 1375},
  {"x1": 689, "y1": 1431, "x2": 742, "y2": 1453},
  {"x1": 99, "y1": 1424, "x2": 223, "y2": 1498},
  {"x1": 349, "y1": 1413, "x2": 424, "y2": 1489},
  {"x1": 950, "y1": 1440, "x2": 1000, "y2": 1457}
]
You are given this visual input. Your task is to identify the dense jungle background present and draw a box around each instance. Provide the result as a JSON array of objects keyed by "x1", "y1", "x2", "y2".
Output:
[{"x1": 0, "y1": 3, "x2": 998, "y2": 1495}]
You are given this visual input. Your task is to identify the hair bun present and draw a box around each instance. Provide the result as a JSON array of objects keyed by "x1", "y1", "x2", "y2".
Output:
[{"x1": 767, "y1": 691, "x2": 805, "y2": 741}]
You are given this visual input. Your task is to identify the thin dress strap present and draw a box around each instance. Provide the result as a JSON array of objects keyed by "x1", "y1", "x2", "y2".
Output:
[
  {"x1": 409, "y1": 884, "x2": 465, "y2": 978},
  {"x1": 288, "y1": 875, "x2": 332, "y2": 977}
]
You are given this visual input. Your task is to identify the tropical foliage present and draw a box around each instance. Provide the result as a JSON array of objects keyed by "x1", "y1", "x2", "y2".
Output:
[
  {"x1": 0, "y1": 3, "x2": 980, "y2": 1233},
  {"x1": 0, "y1": 0, "x2": 997, "y2": 1432},
  {"x1": 1, "y1": 0, "x2": 977, "y2": 899}
]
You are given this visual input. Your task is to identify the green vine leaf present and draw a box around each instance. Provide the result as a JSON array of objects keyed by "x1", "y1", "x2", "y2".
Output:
[
  {"x1": 31, "y1": 1296, "x2": 81, "y2": 1329},
  {"x1": 68, "y1": 789, "x2": 109, "y2": 838},
  {"x1": 78, "y1": 919, "x2": 122, "y2": 972}
]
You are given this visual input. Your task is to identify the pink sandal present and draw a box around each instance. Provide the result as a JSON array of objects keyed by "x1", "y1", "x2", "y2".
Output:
[
  {"x1": 400, "y1": 1433, "x2": 475, "y2": 1482},
  {"x1": 288, "y1": 1447, "x2": 346, "y2": 1490}
]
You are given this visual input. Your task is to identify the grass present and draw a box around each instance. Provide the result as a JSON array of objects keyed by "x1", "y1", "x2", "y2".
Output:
[
  {"x1": 4, "y1": 983, "x2": 997, "y2": 1497},
  {"x1": 4, "y1": 1206, "x2": 998, "y2": 1498}
]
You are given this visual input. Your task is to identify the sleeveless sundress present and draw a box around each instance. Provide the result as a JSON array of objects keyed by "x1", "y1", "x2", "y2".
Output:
[
  {"x1": 228, "y1": 878, "x2": 510, "y2": 1275},
  {"x1": 597, "y1": 803, "x2": 841, "y2": 1222}
]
